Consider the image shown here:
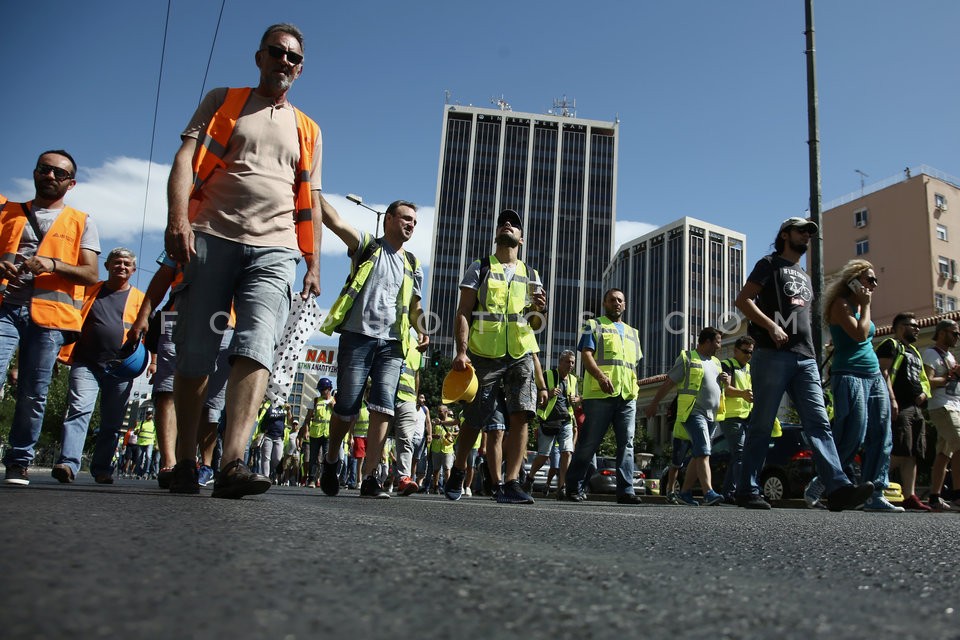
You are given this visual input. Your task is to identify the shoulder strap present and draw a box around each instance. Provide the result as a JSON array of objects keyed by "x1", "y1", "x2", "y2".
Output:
[
  {"x1": 472, "y1": 256, "x2": 492, "y2": 314},
  {"x1": 20, "y1": 203, "x2": 44, "y2": 242}
]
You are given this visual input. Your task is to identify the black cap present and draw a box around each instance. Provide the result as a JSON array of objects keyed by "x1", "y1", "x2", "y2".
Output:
[{"x1": 497, "y1": 209, "x2": 522, "y2": 231}]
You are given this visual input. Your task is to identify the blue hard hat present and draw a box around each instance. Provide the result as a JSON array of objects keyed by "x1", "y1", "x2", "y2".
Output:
[
  {"x1": 317, "y1": 377, "x2": 333, "y2": 391},
  {"x1": 105, "y1": 341, "x2": 149, "y2": 379}
]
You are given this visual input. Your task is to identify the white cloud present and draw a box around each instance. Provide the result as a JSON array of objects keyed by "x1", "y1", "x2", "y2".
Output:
[
  {"x1": 614, "y1": 219, "x2": 659, "y2": 252},
  {"x1": 319, "y1": 194, "x2": 435, "y2": 267}
]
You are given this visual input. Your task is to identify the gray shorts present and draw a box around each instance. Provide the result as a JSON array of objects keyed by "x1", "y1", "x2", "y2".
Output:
[
  {"x1": 431, "y1": 451, "x2": 454, "y2": 470},
  {"x1": 173, "y1": 232, "x2": 299, "y2": 376},
  {"x1": 152, "y1": 316, "x2": 231, "y2": 423},
  {"x1": 152, "y1": 316, "x2": 177, "y2": 395},
  {"x1": 461, "y1": 352, "x2": 536, "y2": 431},
  {"x1": 536, "y1": 421, "x2": 574, "y2": 455}
]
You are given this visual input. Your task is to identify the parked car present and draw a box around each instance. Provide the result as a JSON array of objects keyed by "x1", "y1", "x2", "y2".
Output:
[
  {"x1": 521, "y1": 451, "x2": 552, "y2": 490},
  {"x1": 587, "y1": 456, "x2": 647, "y2": 495}
]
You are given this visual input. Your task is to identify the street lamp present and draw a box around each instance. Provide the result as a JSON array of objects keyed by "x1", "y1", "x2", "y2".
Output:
[{"x1": 345, "y1": 193, "x2": 385, "y2": 237}]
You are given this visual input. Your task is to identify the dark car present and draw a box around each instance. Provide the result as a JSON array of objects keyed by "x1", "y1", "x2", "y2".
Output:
[
  {"x1": 588, "y1": 456, "x2": 647, "y2": 495},
  {"x1": 661, "y1": 423, "x2": 814, "y2": 501}
]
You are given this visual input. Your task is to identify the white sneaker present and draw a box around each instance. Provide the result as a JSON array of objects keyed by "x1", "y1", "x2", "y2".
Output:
[{"x1": 464, "y1": 487, "x2": 472, "y2": 497}]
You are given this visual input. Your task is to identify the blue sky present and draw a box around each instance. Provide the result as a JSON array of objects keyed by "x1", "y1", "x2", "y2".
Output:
[{"x1": 2, "y1": 1, "x2": 958, "y2": 348}]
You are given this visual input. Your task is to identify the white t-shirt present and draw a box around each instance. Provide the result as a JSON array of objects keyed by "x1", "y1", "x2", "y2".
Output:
[
  {"x1": 923, "y1": 346, "x2": 960, "y2": 410},
  {"x1": 413, "y1": 404, "x2": 428, "y2": 440}
]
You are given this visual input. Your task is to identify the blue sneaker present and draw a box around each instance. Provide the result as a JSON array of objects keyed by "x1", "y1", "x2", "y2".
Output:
[
  {"x1": 703, "y1": 489, "x2": 724, "y2": 506},
  {"x1": 863, "y1": 493, "x2": 905, "y2": 513},
  {"x1": 804, "y1": 477, "x2": 826, "y2": 509},
  {"x1": 197, "y1": 465, "x2": 215, "y2": 487},
  {"x1": 496, "y1": 480, "x2": 535, "y2": 504},
  {"x1": 444, "y1": 466, "x2": 465, "y2": 501},
  {"x1": 677, "y1": 491, "x2": 699, "y2": 506}
]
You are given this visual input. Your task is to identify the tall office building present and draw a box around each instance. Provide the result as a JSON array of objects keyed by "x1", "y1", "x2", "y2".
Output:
[
  {"x1": 427, "y1": 103, "x2": 618, "y2": 366},
  {"x1": 602, "y1": 217, "x2": 746, "y2": 378}
]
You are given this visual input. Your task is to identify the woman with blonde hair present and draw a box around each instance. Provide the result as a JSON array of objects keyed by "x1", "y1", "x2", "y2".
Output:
[{"x1": 805, "y1": 259, "x2": 901, "y2": 511}]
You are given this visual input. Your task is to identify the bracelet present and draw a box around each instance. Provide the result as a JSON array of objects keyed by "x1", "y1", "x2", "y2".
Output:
[{"x1": 50, "y1": 258, "x2": 58, "y2": 273}]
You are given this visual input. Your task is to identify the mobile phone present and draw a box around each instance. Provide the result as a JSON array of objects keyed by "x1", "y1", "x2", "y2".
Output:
[{"x1": 847, "y1": 278, "x2": 864, "y2": 295}]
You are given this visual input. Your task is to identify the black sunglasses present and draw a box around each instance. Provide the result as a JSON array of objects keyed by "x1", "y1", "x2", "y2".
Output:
[
  {"x1": 737, "y1": 347, "x2": 754, "y2": 355},
  {"x1": 261, "y1": 45, "x2": 303, "y2": 65},
  {"x1": 864, "y1": 276, "x2": 879, "y2": 286},
  {"x1": 35, "y1": 163, "x2": 73, "y2": 181}
]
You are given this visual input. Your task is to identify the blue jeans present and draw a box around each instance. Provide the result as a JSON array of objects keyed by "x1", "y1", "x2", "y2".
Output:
[
  {"x1": 738, "y1": 349, "x2": 850, "y2": 497},
  {"x1": 565, "y1": 396, "x2": 636, "y2": 496},
  {"x1": 58, "y1": 363, "x2": 133, "y2": 476},
  {"x1": 135, "y1": 444, "x2": 154, "y2": 477},
  {"x1": 719, "y1": 418, "x2": 747, "y2": 497},
  {"x1": 334, "y1": 331, "x2": 403, "y2": 417},
  {"x1": 0, "y1": 303, "x2": 67, "y2": 467},
  {"x1": 831, "y1": 371, "x2": 891, "y2": 490}
]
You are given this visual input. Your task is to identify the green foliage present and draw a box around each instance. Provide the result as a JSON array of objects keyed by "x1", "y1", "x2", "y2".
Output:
[{"x1": 419, "y1": 352, "x2": 451, "y2": 415}]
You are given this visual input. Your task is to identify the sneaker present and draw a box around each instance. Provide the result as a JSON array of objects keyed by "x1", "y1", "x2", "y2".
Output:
[
  {"x1": 496, "y1": 480, "x2": 535, "y2": 504},
  {"x1": 94, "y1": 474, "x2": 114, "y2": 485},
  {"x1": 677, "y1": 491, "x2": 700, "y2": 506},
  {"x1": 197, "y1": 465, "x2": 215, "y2": 487},
  {"x1": 51, "y1": 464, "x2": 75, "y2": 484},
  {"x1": 397, "y1": 476, "x2": 419, "y2": 496},
  {"x1": 702, "y1": 489, "x2": 724, "y2": 506},
  {"x1": 736, "y1": 494, "x2": 772, "y2": 510},
  {"x1": 666, "y1": 491, "x2": 681, "y2": 505},
  {"x1": 4, "y1": 465, "x2": 29, "y2": 486},
  {"x1": 157, "y1": 467, "x2": 174, "y2": 490},
  {"x1": 826, "y1": 482, "x2": 874, "y2": 512},
  {"x1": 212, "y1": 459, "x2": 271, "y2": 499},
  {"x1": 444, "y1": 466, "x2": 466, "y2": 501},
  {"x1": 169, "y1": 461, "x2": 200, "y2": 494},
  {"x1": 929, "y1": 495, "x2": 952, "y2": 512},
  {"x1": 804, "y1": 477, "x2": 825, "y2": 509},
  {"x1": 319, "y1": 458, "x2": 343, "y2": 496},
  {"x1": 617, "y1": 493, "x2": 643, "y2": 505},
  {"x1": 360, "y1": 475, "x2": 391, "y2": 499},
  {"x1": 563, "y1": 489, "x2": 586, "y2": 502},
  {"x1": 863, "y1": 493, "x2": 905, "y2": 513},
  {"x1": 522, "y1": 477, "x2": 535, "y2": 495},
  {"x1": 901, "y1": 494, "x2": 932, "y2": 511},
  {"x1": 464, "y1": 487, "x2": 472, "y2": 497}
]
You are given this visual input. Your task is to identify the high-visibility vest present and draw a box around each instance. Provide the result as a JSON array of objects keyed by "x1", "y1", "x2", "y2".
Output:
[
  {"x1": 673, "y1": 350, "x2": 723, "y2": 441},
  {"x1": 58, "y1": 281, "x2": 145, "y2": 364},
  {"x1": 537, "y1": 369, "x2": 578, "y2": 421},
  {"x1": 468, "y1": 256, "x2": 540, "y2": 359},
  {"x1": 189, "y1": 87, "x2": 318, "y2": 257},
  {"x1": 396, "y1": 331, "x2": 422, "y2": 403},
  {"x1": 319, "y1": 233, "x2": 418, "y2": 351},
  {"x1": 308, "y1": 398, "x2": 332, "y2": 439},
  {"x1": 135, "y1": 419, "x2": 156, "y2": 447},
  {"x1": 581, "y1": 316, "x2": 642, "y2": 400},
  {"x1": 353, "y1": 405, "x2": 370, "y2": 437},
  {"x1": 716, "y1": 358, "x2": 752, "y2": 421},
  {"x1": 0, "y1": 202, "x2": 88, "y2": 331},
  {"x1": 875, "y1": 337, "x2": 931, "y2": 397}
]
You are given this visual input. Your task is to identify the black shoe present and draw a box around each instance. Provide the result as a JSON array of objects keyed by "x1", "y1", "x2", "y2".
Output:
[
  {"x1": 736, "y1": 494, "x2": 772, "y2": 510},
  {"x1": 94, "y1": 473, "x2": 115, "y2": 485},
  {"x1": 826, "y1": 481, "x2": 874, "y2": 512},
  {"x1": 212, "y1": 459, "x2": 271, "y2": 499},
  {"x1": 617, "y1": 493, "x2": 642, "y2": 505},
  {"x1": 4, "y1": 464, "x2": 29, "y2": 486},
  {"x1": 563, "y1": 489, "x2": 586, "y2": 502},
  {"x1": 51, "y1": 464, "x2": 75, "y2": 484},
  {"x1": 157, "y1": 467, "x2": 174, "y2": 490},
  {"x1": 319, "y1": 458, "x2": 343, "y2": 496},
  {"x1": 359, "y1": 475, "x2": 391, "y2": 499},
  {"x1": 169, "y1": 461, "x2": 199, "y2": 494}
]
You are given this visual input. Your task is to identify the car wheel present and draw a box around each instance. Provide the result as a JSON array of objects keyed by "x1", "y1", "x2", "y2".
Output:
[
  {"x1": 659, "y1": 470, "x2": 681, "y2": 495},
  {"x1": 760, "y1": 470, "x2": 787, "y2": 502}
]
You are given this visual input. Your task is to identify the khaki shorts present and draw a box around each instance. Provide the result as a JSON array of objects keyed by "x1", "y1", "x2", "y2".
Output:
[{"x1": 927, "y1": 406, "x2": 960, "y2": 457}]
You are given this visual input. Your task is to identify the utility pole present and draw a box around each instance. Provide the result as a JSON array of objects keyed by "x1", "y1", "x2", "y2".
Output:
[{"x1": 805, "y1": 0, "x2": 825, "y2": 366}]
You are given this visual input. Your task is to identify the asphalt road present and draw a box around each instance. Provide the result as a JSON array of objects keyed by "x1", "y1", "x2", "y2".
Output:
[{"x1": 3, "y1": 474, "x2": 959, "y2": 640}]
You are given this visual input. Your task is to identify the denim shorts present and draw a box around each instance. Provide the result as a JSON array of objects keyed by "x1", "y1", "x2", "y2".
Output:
[
  {"x1": 671, "y1": 436, "x2": 692, "y2": 468},
  {"x1": 537, "y1": 422, "x2": 574, "y2": 454},
  {"x1": 684, "y1": 413, "x2": 714, "y2": 457},
  {"x1": 173, "y1": 232, "x2": 299, "y2": 376},
  {"x1": 461, "y1": 352, "x2": 536, "y2": 430},
  {"x1": 152, "y1": 316, "x2": 177, "y2": 394},
  {"x1": 333, "y1": 330, "x2": 403, "y2": 418}
]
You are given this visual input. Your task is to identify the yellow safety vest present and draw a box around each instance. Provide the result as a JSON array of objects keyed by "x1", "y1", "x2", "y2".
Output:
[
  {"x1": 581, "y1": 316, "x2": 642, "y2": 400},
  {"x1": 875, "y1": 338, "x2": 931, "y2": 397},
  {"x1": 716, "y1": 358, "x2": 752, "y2": 421},
  {"x1": 353, "y1": 405, "x2": 370, "y2": 438},
  {"x1": 468, "y1": 256, "x2": 540, "y2": 359},
  {"x1": 396, "y1": 331, "x2": 422, "y2": 403},
  {"x1": 673, "y1": 350, "x2": 723, "y2": 441},
  {"x1": 308, "y1": 399, "x2": 332, "y2": 439},
  {"x1": 320, "y1": 233, "x2": 418, "y2": 353},
  {"x1": 536, "y1": 369, "x2": 578, "y2": 421}
]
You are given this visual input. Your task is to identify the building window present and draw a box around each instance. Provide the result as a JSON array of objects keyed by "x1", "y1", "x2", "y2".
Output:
[
  {"x1": 936, "y1": 193, "x2": 948, "y2": 211},
  {"x1": 854, "y1": 208, "x2": 868, "y2": 228},
  {"x1": 939, "y1": 256, "x2": 951, "y2": 277},
  {"x1": 949, "y1": 297, "x2": 958, "y2": 312},
  {"x1": 936, "y1": 293, "x2": 946, "y2": 313},
  {"x1": 855, "y1": 238, "x2": 869, "y2": 255},
  {"x1": 937, "y1": 224, "x2": 949, "y2": 241}
]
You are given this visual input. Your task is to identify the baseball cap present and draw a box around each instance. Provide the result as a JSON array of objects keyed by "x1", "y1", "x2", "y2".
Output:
[
  {"x1": 496, "y1": 209, "x2": 522, "y2": 230},
  {"x1": 779, "y1": 217, "x2": 818, "y2": 234}
]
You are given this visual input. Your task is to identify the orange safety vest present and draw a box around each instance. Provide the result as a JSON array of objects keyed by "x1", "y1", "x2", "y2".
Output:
[
  {"x1": 189, "y1": 87, "x2": 319, "y2": 257},
  {"x1": 0, "y1": 201, "x2": 88, "y2": 331},
  {"x1": 58, "y1": 281, "x2": 145, "y2": 364}
]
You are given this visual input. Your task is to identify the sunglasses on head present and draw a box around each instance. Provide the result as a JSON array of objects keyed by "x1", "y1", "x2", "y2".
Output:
[
  {"x1": 34, "y1": 163, "x2": 73, "y2": 181},
  {"x1": 261, "y1": 45, "x2": 303, "y2": 65}
]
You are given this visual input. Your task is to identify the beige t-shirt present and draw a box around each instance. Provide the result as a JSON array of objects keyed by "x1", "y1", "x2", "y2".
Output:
[{"x1": 184, "y1": 87, "x2": 322, "y2": 250}]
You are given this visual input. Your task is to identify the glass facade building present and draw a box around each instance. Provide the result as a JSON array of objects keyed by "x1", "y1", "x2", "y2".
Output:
[{"x1": 427, "y1": 105, "x2": 618, "y2": 367}]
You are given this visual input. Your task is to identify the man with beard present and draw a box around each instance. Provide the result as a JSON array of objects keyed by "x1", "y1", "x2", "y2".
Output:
[
  {"x1": 734, "y1": 217, "x2": 874, "y2": 510},
  {"x1": 566, "y1": 288, "x2": 643, "y2": 505},
  {"x1": 444, "y1": 208, "x2": 548, "y2": 504},
  {"x1": 0, "y1": 150, "x2": 101, "y2": 485},
  {"x1": 876, "y1": 312, "x2": 931, "y2": 511},
  {"x1": 164, "y1": 24, "x2": 323, "y2": 498}
]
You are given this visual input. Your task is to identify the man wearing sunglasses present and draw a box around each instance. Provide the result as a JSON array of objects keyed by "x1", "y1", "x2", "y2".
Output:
[
  {"x1": 164, "y1": 23, "x2": 322, "y2": 499},
  {"x1": 0, "y1": 150, "x2": 101, "y2": 485}
]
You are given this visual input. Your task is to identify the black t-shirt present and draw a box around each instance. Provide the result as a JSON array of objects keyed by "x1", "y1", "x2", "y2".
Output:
[
  {"x1": 546, "y1": 371, "x2": 569, "y2": 422},
  {"x1": 260, "y1": 405, "x2": 287, "y2": 438},
  {"x1": 73, "y1": 285, "x2": 131, "y2": 368},
  {"x1": 745, "y1": 254, "x2": 815, "y2": 359},
  {"x1": 875, "y1": 338, "x2": 924, "y2": 407}
]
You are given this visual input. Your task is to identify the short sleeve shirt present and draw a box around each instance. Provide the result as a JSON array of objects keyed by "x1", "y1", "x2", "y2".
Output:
[
  {"x1": 923, "y1": 347, "x2": 960, "y2": 410},
  {"x1": 875, "y1": 339, "x2": 924, "y2": 407},
  {"x1": 667, "y1": 352, "x2": 723, "y2": 421},
  {"x1": 459, "y1": 259, "x2": 543, "y2": 292},
  {"x1": 72, "y1": 285, "x2": 132, "y2": 368},
  {"x1": 745, "y1": 254, "x2": 815, "y2": 359}
]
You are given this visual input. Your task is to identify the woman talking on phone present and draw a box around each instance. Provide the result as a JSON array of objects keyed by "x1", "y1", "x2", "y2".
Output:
[{"x1": 807, "y1": 259, "x2": 902, "y2": 511}]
